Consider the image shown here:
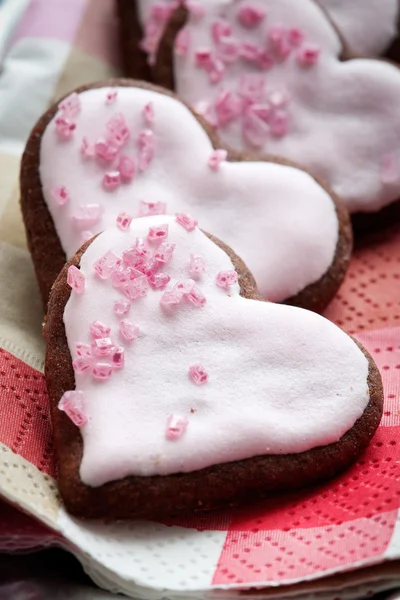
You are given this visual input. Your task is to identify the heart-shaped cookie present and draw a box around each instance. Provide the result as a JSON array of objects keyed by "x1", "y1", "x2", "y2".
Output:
[
  {"x1": 21, "y1": 81, "x2": 350, "y2": 312},
  {"x1": 44, "y1": 215, "x2": 382, "y2": 520},
  {"x1": 317, "y1": 0, "x2": 399, "y2": 57},
  {"x1": 127, "y1": 0, "x2": 400, "y2": 214}
]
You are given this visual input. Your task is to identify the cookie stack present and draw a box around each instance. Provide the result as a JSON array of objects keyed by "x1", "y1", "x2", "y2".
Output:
[{"x1": 20, "y1": 0, "x2": 394, "y2": 520}]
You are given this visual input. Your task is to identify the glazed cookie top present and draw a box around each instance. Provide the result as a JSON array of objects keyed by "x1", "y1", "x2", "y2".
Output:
[
  {"x1": 137, "y1": 0, "x2": 400, "y2": 213},
  {"x1": 60, "y1": 216, "x2": 370, "y2": 487},
  {"x1": 40, "y1": 85, "x2": 339, "y2": 303},
  {"x1": 317, "y1": 0, "x2": 399, "y2": 57}
]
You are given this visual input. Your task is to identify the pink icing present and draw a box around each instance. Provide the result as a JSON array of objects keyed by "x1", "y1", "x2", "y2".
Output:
[
  {"x1": 137, "y1": 0, "x2": 400, "y2": 213},
  {"x1": 39, "y1": 85, "x2": 338, "y2": 303},
  {"x1": 63, "y1": 217, "x2": 370, "y2": 486}
]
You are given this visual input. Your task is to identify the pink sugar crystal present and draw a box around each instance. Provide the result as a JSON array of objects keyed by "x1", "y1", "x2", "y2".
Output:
[
  {"x1": 160, "y1": 288, "x2": 184, "y2": 307},
  {"x1": 123, "y1": 275, "x2": 149, "y2": 301},
  {"x1": 81, "y1": 137, "x2": 95, "y2": 158},
  {"x1": 238, "y1": 4, "x2": 265, "y2": 27},
  {"x1": 123, "y1": 239, "x2": 150, "y2": 266},
  {"x1": 106, "y1": 90, "x2": 118, "y2": 104},
  {"x1": 297, "y1": 44, "x2": 320, "y2": 66},
  {"x1": 288, "y1": 27, "x2": 305, "y2": 47},
  {"x1": 107, "y1": 113, "x2": 130, "y2": 146},
  {"x1": 240, "y1": 41, "x2": 260, "y2": 63},
  {"x1": 189, "y1": 364, "x2": 208, "y2": 385},
  {"x1": 148, "y1": 224, "x2": 169, "y2": 243},
  {"x1": 113, "y1": 299, "x2": 131, "y2": 316},
  {"x1": 118, "y1": 155, "x2": 135, "y2": 183},
  {"x1": 138, "y1": 130, "x2": 156, "y2": 172},
  {"x1": 186, "y1": 285, "x2": 207, "y2": 307},
  {"x1": 89, "y1": 320, "x2": 111, "y2": 338},
  {"x1": 58, "y1": 92, "x2": 81, "y2": 118},
  {"x1": 92, "y1": 363, "x2": 113, "y2": 380},
  {"x1": 175, "y1": 279, "x2": 195, "y2": 295},
  {"x1": 175, "y1": 27, "x2": 190, "y2": 55},
  {"x1": 148, "y1": 272, "x2": 171, "y2": 290},
  {"x1": 80, "y1": 230, "x2": 94, "y2": 245},
  {"x1": 242, "y1": 107, "x2": 269, "y2": 148},
  {"x1": 58, "y1": 391, "x2": 87, "y2": 427},
  {"x1": 268, "y1": 26, "x2": 291, "y2": 59},
  {"x1": 55, "y1": 116, "x2": 76, "y2": 139},
  {"x1": 166, "y1": 414, "x2": 188, "y2": 440},
  {"x1": 211, "y1": 19, "x2": 232, "y2": 43},
  {"x1": 216, "y1": 270, "x2": 238, "y2": 288},
  {"x1": 111, "y1": 268, "x2": 130, "y2": 288},
  {"x1": 269, "y1": 110, "x2": 289, "y2": 137},
  {"x1": 155, "y1": 242, "x2": 176, "y2": 264},
  {"x1": 215, "y1": 89, "x2": 242, "y2": 126},
  {"x1": 73, "y1": 204, "x2": 103, "y2": 229},
  {"x1": 112, "y1": 347, "x2": 125, "y2": 368},
  {"x1": 120, "y1": 319, "x2": 139, "y2": 341},
  {"x1": 143, "y1": 257, "x2": 160, "y2": 277},
  {"x1": 218, "y1": 36, "x2": 241, "y2": 64},
  {"x1": 257, "y1": 49, "x2": 274, "y2": 70},
  {"x1": 76, "y1": 343, "x2": 91, "y2": 357},
  {"x1": 208, "y1": 149, "x2": 227, "y2": 171},
  {"x1": 103, "y1": 171, "x2": 121, "y2": 191},
  {"x1": 189, "y1": 254, "x2": 206, "y2": 276},
  {"x1": 208, "y1": 58, "x2": 225, "y2": 84},
  {"x1": 72, "y1": 357, "x2": 91, "y2": 373},
  {"x1": 175, "y1": 213, "x2": 198, "y2": 232},
  {"x1": 138, "y1": 200, "x2": 167, "y2": 217},
  {"x1": 143, "y1": 102, "x2": 155, "y2": 125},
  {"x1": 93, "y1": 337, "x2": 114, "y2": 357},
  {"x1": 116, "y1": 212, "x2": 133, "y2": 231},
  {"x1": 134, "y1": 237, "x2": 150, "y2": 257},
  {"x1": 67, "y1": 266, "x2": 86, "y2": 294},
  {"x1": 238, "y1": 74, "x2": 265, "y2": 104},
  {"x1": 95, "y1": 138, "x2": 119, "y2": 162},
  {"x1": 94, "y1": 250, "x2": 122, "y2": 279},
  {"x1": 51, "y1": 186, "x2": 69, "y2": 206},
  {"x1": 195, "y1": 48, "x2": 212, "y2": 68}
]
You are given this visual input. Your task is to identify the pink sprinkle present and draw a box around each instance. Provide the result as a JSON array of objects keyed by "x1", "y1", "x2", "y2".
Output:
[
  {"x1": 176, "y1": 213, "x2": 198, "y2": 232},
  {"x1": 185, "y1": 1, "x2": 205, "y2": 18},
  {"x1": 112, "y1": 347, "x2": 125, "y2": 368},
  {"x1": 92, "y1": 363, "x2": 113, "y2": 380},
  {"x1": 123, "y1": 275, "x2": 149, "y2": 301},
  {"x1": 51, "y1": 186, "x2": 69, "y2": 207},
  {"x1": 107, "y1": 113, "x2": 130, "y2": 146},
  {"x1": 186, "y1": 285, "x2": 206, "y2": 307},
  {"x1": 211, "y1": 19, "x2": 232, "y2": 43},
  {"x1": 94, "y1": 250, "x2": 122, "y2": 279},
  {"x1": 269, "y1": 110, "x2": 289, "y2": 137},
  {"x1": 138, "y1": 130, "x2": 156, "y2": 171},
  {"x1": 240, "y1": 42, "x2": 261, "y2": 63},
  {"x1": 103, "y1": 171, "x2": 121, "y2": 191},
  {"x1": 189, "y1": 364, "x2": 208, "y2": 385},
  {"x1": 268, "y1": 26, "x2": 291, "y2": 59},
  {"x1": 155, "y1": 242, "x2": 176, "y2": 264},
  {"x1": 55, "y1": 116, "x2": 76, "y2": 139},
  {"x1": 166, "y1": 414, "x2": 188, "y2": 440},
  {"x1": 208, "y1": 149, "x2": 227, "y2": 171},
  {"x1": 95, "y1": 138, "x2": 119, "y2": 163},
  {"x1": 58, "y1": 92, "x2": 81, "y2": 118},
  {"x1": 297, "y1": 44, "x2": 320, "y2": 66},
  {"x1": 72, "y1": 357, "x2": 91, "y2": 373},
  {"x1": 242, "y1": 106, "x2": 269, "y2": 148},
  {"x1": 120, "y1": 319, "x2": 139, "y2": 341},
  {"x1": 58, "y1": 391, "x2": 87, "y2": 427},
  {"x1": 93, "y1": 337, "x2": 114, "y2": 357},
  {"x1": 76, "y1": 343, "x2": 91, "y2": 357},
  {"x1": 175, "y1": 27, "x2": 190, "y2": 55},
  {"x1": 189, "y1": 254, "x2": 206, "y2": 276},
  {"x1": 217, "y1": 36, "x2": 241, "y2": 64},
  {"x1": 238, "y1": 4, "x2": 265, "y2": 27},
  {"x1": 143, "y1": 102, "x2": 155, "y2": 125},
  {"x1": 67, "y1": 266, "x2": 86, "y2": 294},
  {"x1": 89, "y1": 320, "x2": 111, "y2": 339},
  {"x1": 288, "y1": 27, "x2": 305, "y2": 47},
  {"x1": 148, "y1": 272, "x2": 171, "y2": 290},
  {"x1": 113, "y1": 299, "x2": 131, "y2": 317},
  {"x1": 116, "y1": 212, "x2": 133, "y2": 231},
  {"x1": 160, "y1": 288, "x2": 184, "y2": 307},
  {"x1": 257, "y1": 49, "x2": 275, "y2": 70},
  {"x1": 81, "y1": 137, "x2": 95, "y2": 158},
  {"x1": 138, "y1": 200, "x2": 167, "y2": 217},
  {"x1": 118, "y1": 155, "x2": 135, "y2": 183},
  {"x1": 72, "y1": 204, "x2": 103, "y2": 229},
  {"x1": 106, "y1": 90, "x2": 118, "y2": 104},
  {"x1": 175, "y1": 279, "x2": 195, "y2": 295},
  {"x1": 214, "y1": 89, "x2": 242, "y2": 126},
  {"x1": 80, "y1": 230, "x2": 93, "y2": 245},
  {"x1": 208, "y1": 58, "x2": 225, "y2": 84},
  {"x1": 148, "y1": 224, "x2": 169, "y2": 243},
  {"x1": 216, "y1": 270, "x2": 238, "y2": 288},
  {"x1": 195, "y1": 48, "x2": 212, "y2": 68}
]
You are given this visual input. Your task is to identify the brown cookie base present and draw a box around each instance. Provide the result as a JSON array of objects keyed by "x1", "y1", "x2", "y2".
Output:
[
  {"x1": 44, "y1": 234, "x2": 383, "y2": 521},
  {"x1": 20, "y1": 78, "x2": 352, "y2": 313}
]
